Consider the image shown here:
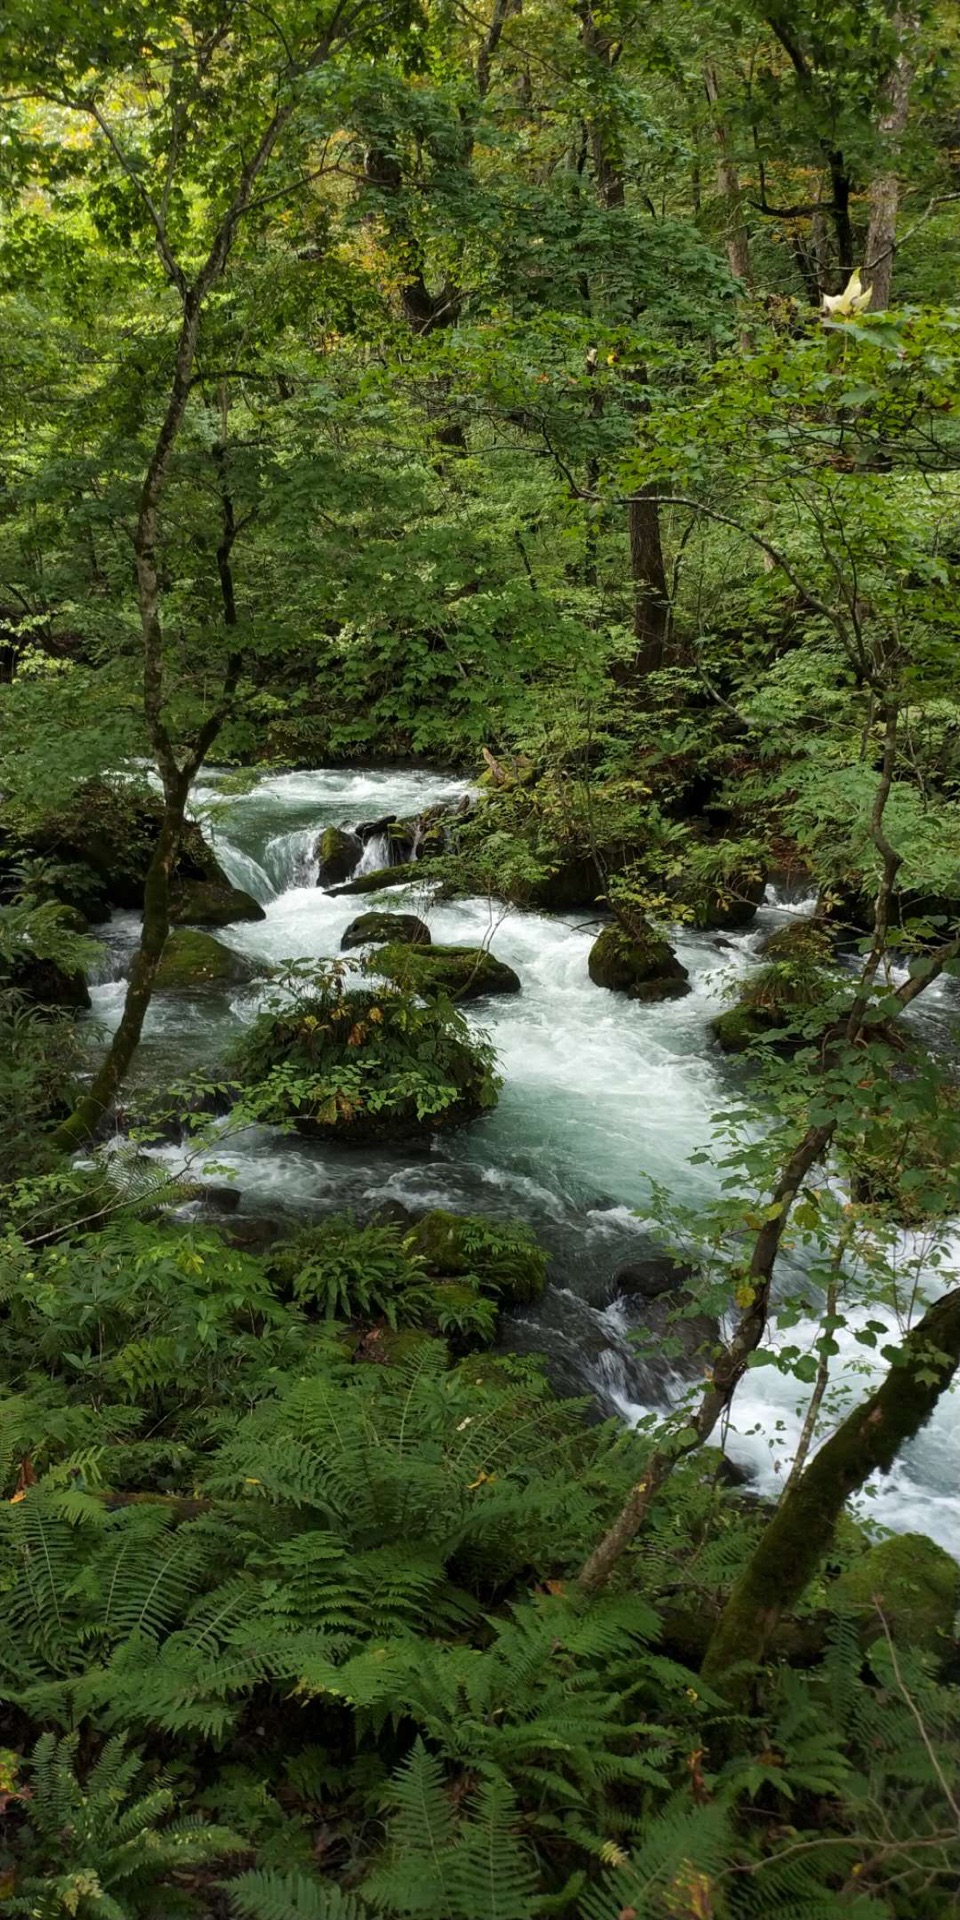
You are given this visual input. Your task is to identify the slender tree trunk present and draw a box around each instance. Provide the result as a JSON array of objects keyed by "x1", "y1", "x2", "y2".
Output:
[
  {"x1": 865, "y1": 9, "x2": 918, "y2": 310},
  {"x1": 700, "y1": 1285, "x2": 960, "y2": 1699},
  {"x1": 52, "y1": 782, "x2": 188, "y2": 1150},
  {"x1": 703, "y1": 63, "x2": 752, "y2": 286},
  {"x1": 628, "y1": 488, "x2": 670, "y2": 673}
]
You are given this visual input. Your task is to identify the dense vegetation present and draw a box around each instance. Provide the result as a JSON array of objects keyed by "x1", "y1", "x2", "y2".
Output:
[{"x1": 1, "y1": 1, "x2": 959, "y2": 1914}]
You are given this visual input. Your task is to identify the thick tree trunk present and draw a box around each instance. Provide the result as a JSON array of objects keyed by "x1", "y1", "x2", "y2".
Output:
[
  {"x1": 628, "y1": 488, "x2": 670, "y2": 673},
  {"x1": 865, "y1": 10, "x2": 918, "y2": 310},
  {"x1": 703, "y1": 63, "x2": 753, "y2": 285},
  {"x1": 700, "y1": 1284, "x2": 960, "y2": 1699}
]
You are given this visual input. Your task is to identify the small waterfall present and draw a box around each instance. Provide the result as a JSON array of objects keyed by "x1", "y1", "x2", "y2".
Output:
[
  {"x1": 353, "y1": 832, "x2": 394, "y2": 876},
  {"x1": 263, "y1": 826, "x2": 319, "y2": 893},
  {"x1": 214, "y1": 841, "x2": 275, "y2": 905}
]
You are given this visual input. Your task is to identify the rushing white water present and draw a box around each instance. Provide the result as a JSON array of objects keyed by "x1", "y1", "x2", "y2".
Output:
[{"x1": 86, "y1": 765, "x2": 960, "y2": 1554}]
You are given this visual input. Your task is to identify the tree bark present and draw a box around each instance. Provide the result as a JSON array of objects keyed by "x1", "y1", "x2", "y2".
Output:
[
  {"x1": 628, "y1": 488, "x2": 670, "y2": 673},
  {"x1": 865, "y1": 10, "x2": 918, "y2": 311},
  {"x1": 700, "y1": 1284, "x2": 960, "y2": 1699},
  {"x1": 703, "y1": 63, "x2": 753, "y2": 286}
]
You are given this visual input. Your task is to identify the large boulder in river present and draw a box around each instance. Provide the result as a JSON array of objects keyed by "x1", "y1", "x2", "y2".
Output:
[
  {"x1": 316, "y1": 826, "x2": 362, "y2": 888},
  {"x1": 713, "y1": 922, "x2": 839, "y2": 1055},
  {"x1": 341, "y1": 911, "x2": 431, "y2": 950},
  {"x1": 232, "y1": 977, "x2": 500, "y2": 1145},
  {"x1": 25, "y1": 779, "x2": 232, "y2": 915},
  {"x1": 169, "y1": 879, "x2": 265, "y2": 928},
  {"x1": 831, "y1": 1533, "x2": 960, "y2": 1659},
  {"x1": 155, "y1": 930, "x2": 252, "y2": 991},
  {"x1": 588, "y1": 922, "x2": 690, "y2": 1002},
  {"x1": 367, "y1": 941, "x2": 520, "y2": 1002}
]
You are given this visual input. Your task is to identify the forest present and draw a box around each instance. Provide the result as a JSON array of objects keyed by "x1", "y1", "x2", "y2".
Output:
[{"x1": 1, "y1": 0, "x2": 959, "y2": 1914}]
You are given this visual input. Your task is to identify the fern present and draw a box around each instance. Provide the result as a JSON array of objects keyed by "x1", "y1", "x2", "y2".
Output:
[
  {"x1": 228, "y1": 1871, "x2": 379, "y2": 1920},
  {"x1": 363, "y1": 1740, "x2": 540, "y2": 1919}
]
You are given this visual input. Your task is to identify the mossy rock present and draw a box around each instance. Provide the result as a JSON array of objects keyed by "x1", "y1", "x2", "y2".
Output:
[
  {"x1": 712, "y1": 1002, "x2": 778, "y2": 1054},
  {"x1": 588, "y1": 923, "x2": 690, "y2": 1002},
  {"x1": 831, "y1": 1533, "x2": 960, "y2": 1656},
  {"x1": 316, "y1": 826, "x2": 362, "y2": 887},
  {"x1": 233, "y1": 984, "x2": 499, "y2": 1145},
  {"x1": 169, "y1": 879, "x2": 265, "y2": 927},
  {"x1": 368, "y1": 941, "x2": 521, "y2": 1002},
  {"x1": 760, "y1": 919, "x2": 835, "y2": 964},
  {"x1": 155, "y1": 930, "x2": 251, "y2": 991},
  {"x1": 341, "y1": 912, "x2": 431, "y2": 951},
  {"x1": 25, "y1": 779, "x2": 230, "y2": 912},
  {"x1": 405, "y1": 1209, "x2": 547, "y2": 1307},
  {"x1": 519, "y1": 853, "x2": 602, "y2": 912}
]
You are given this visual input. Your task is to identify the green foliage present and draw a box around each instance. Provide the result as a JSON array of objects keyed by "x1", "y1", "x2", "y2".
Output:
[
  {"x1": 5, "y1": 1732, "x2": 239, "y2": 1919},
  {"x1": 232, "y1": 962, "x2": 500, "y2": 1141}
]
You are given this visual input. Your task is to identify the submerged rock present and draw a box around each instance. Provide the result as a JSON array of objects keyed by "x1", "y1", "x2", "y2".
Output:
[
  {"x1": 155, "y1": 929, "x2": 252, "y2": 991},
  {"x1": 610, "y1": 1255, "x2": 693, "y2": 1301},
  {"x1": 341, "y1": 911, "x2": 431, "y2": 950},
  {"x1": 316, "y1": 826, "x2": 362, "y2": 888},
  {"x1": 588, "y1": 921, "x2": 690, "y2": 1002},
  {"x1": 169, "y1": 879, "x2": 265, "y2": 927},
  {"x1": 713, "y1": 921, "x2": 840, "y2": 1055},
  {"x1": 368, "y1": 941, "x2": 521, "y2": 1002}
]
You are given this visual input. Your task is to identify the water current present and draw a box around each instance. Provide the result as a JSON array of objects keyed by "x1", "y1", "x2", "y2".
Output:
[{"x1": 87, "y1": 765, "x2": 960, "y2": 1555}]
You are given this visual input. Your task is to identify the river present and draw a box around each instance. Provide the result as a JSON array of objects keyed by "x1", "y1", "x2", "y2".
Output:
[{"x1": 88, "y1": 765, "x2": 960, "y2": 1555}]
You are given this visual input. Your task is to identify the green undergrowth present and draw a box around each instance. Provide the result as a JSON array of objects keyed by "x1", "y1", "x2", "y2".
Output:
[{"x1": 0, "y1": 1191, "x2": 956, "y2": 1918}]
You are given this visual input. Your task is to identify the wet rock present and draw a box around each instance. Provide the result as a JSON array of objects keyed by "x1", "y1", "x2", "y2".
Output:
[
  {"x1": 194, "y1": 1183, "x2": 242, "y2": 1214},
  {"x1": 368, "y1": 941, "x2": 521, "y2": 1002},
  {"x1": 341, "y1": 912, "x2": 431, "y2": 951},
  {"x1": 712, "y1": 928, "x2": 840, "y2": 1056},
  {"x1": 155, "y1": 929, "x2": 252, "y2": 990},
  {"x1": 525, "y1": 853, "x2": 602, "y2": 912},
  {"x1": 758, "y1": 919, "x2": 834, "y2": 963},
  {"x1": 169, "y1": 879, "x2": 265, "y2": 927},
  {"x1": 316, "y1": 826, "x2": 362, "y2": 888},
  {"x1": 699, "y1": 874, "x2": 767, "y2": 931},
  {"x1": 588, "y1": 922, "x2": 690, "y2": 1003},
  {"x1": 370, "y1": 1199, "x2": 419, "y2": 1230},
  {"x1": 610, "y1": 1255, "x2": 693, "y2": 1301}
]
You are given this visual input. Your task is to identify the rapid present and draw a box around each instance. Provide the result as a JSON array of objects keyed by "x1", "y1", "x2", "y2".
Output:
[{"x1": 87, "y1": 765, "x2": 960, "y2": 1555}]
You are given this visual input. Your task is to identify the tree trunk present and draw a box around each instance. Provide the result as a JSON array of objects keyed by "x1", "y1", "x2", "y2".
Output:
[
  {"x1": 703, "y1": 63, "x2": 752, "y2": 285},
  {"x1": 52, "y1": 783, "x2": 188, "y2": 1150},
  {"x1": 700, "y1": 1284, "x2": 960, "y2": 1700},
  {"x1": 628, "y1": 488, "x2": 670, "y2": 673},
  {"x1": 865, "y1": 10, "x2": 918, "y2": 310}
]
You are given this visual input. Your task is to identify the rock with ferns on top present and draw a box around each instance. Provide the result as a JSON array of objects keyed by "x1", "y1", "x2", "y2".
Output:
[{"x1": 231, "y1": 960, "x2": 500, "y2": 1144}]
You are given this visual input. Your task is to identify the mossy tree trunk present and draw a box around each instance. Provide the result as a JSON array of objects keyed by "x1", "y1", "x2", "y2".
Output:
[{"x1": 700, "y1": 1284, "x2": 960, "y2": 1702}]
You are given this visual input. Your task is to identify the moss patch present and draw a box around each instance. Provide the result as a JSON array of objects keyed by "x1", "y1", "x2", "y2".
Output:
[
  {"x1": 169, "y1": 879, "x2": 265, "y2": 927},
  {"x1": 405, "y1": 1209, "x2": 547, "y2": 1308},
  {"x1": 368, "y1": 941, "x2": 521, "y2": 1002},
  {"x1": 831, "y1": 1533, "x2": 960, "y2": 1656},
  {"x1": 155, "y1": 930, "x2": 251, "y2": 991}
]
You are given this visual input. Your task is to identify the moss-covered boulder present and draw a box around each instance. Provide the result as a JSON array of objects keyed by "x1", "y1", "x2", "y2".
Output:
[
  {"x1": 368, "y1": 941, "x2": 521, "y2": 1002},
  {"x1": 169, "y1": 879, "x2": 265, "y2": 927},
  {"x1": 406, "y1": 1209, "x2": 547, "y2": 1307},
  {"x1": 316, "y1": 826, "x2": 362, "y2": 888},
  {"x1": 588, "y1": 922, "x2": 690, "y2": 1003},
  {"x1": 155, "y1": 930, "x2": 251, "y2": 991},
  {"x1": 831, "y1": 1533, "x2": 960, "y2": 1657},
  {"x1": 232, "y1": 974, "x2": 500, "y2": 1145},
  {"x1": 24, "y1": 779, "x2": 231, "y2": 913},
  {"x1": 341, "y1": 912, "x2": 431, "y2": 951},
  {"x1": 713, "y1": 931, "x2": 840, "y2": 1055}
]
